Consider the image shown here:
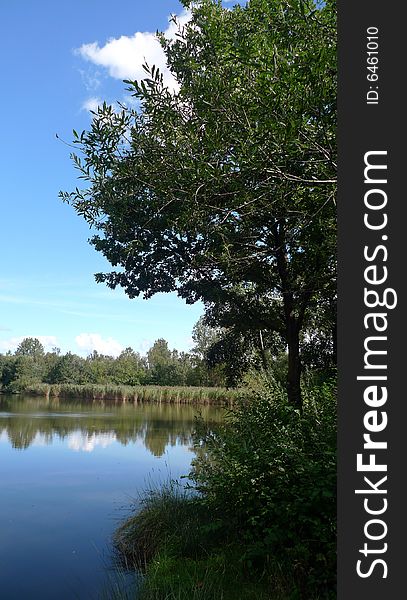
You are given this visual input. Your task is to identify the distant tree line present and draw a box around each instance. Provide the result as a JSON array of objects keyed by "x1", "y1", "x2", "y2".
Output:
[
  {"x1": 0, "y1": 309, "x2": 335, "y2": 394},
  {"x1": 0, "y1": 311, "x2": 334, "y2": 394},
  {"x1": 0, "y1": 321, "x2": 227, "y2": 393}
]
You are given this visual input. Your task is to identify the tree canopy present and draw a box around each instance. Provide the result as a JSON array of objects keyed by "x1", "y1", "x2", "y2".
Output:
[
  {"x1": 15, "y1": 337, "x2": 45, "y2": 357},
  {"x1": 62, "y1": 0, "x2": 337, "y2": 407}
]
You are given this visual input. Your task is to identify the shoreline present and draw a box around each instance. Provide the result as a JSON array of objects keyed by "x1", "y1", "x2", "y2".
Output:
[{"x1": 0, "y1": 383, "x2": 237, "y2": 406}]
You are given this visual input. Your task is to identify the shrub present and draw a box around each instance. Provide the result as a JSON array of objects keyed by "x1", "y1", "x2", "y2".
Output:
[
  {"x1": 190, "y1": 375, "x2": 336, "y2": 596},
  {"x1": 114, "y1": 484, "x2": 292, "y2": 600}
]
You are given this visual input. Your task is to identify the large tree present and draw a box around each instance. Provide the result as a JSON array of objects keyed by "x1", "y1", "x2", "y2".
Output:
[
  {"x1": 62, "y1": 0, "x2": 336, "y2": 408},
  {"x1": 15, "y1": 337, "x2": 45, "y2": 358}
]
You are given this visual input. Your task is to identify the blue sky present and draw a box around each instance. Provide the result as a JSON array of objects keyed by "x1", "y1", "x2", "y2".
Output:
[{"x1": 0, "y1": 0, "x2": 205, "y2": 357}]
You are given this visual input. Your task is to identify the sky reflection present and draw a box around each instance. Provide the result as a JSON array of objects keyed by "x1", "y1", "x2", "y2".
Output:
[{"x1": 0, "y1": 395, "x2": 223, "y2": 599}]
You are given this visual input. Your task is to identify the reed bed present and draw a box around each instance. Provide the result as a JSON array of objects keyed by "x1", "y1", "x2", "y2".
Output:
[{"x1": 21, "y1": 383, "x2": 237, "y2": 405}]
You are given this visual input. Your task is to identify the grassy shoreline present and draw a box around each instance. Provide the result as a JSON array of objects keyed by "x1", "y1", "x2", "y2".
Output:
[
  {"x1": 113, "y1": 485, "x2": 283, "y2": 600},
  {"x1": 113, "y1": 378, "x2": 336, "y2": 600},
  {"x1": 113, "y1": 484, "x2": 323, "y2": 600},
  {"x1": 5, "y1": 383, "x2": 237, "y2": 405}
]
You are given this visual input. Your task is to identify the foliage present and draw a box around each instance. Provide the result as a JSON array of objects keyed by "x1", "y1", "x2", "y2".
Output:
[
  {"x1": 114, "y1": 482, "x2": 205, "y2": 569},
  {"x1": 190, "y1": 376, "x2": 336, "y2": 595},
  {"x1": 146, "y1": 339, "x2": 181, "y2": 385},
  {"x1": 206, "y1": 325, "x2": 284, "y2": 386},
  {"x1": 0, "y1": 336, "x2": 226, "y2": 392},
  {"x1": 7, "y1": 382, "x2": 236, "y2": 406},
  {"x1": 138, "y1": 549, "x2": 291, "y2": 600},
  {"x1": 113, "y1": 347, "x2": 147, "y2": 385},
  {"x1": 47, "y1": 351, "x2": 88, "y2": 384},
  {"x1": 191, "y1": 316, "x2": 221, "y2": 361},
  {"x1": 61, "y1": 0, "x2": 337, "y2": 408},
  {"x1": 114, "y1": 484, "x2": 294, "y2": 600},
  {"x1": 15, "y1": 337, "x2": 45, "y2": 357},
  {"x1": 0, "y1": 354, "x2": 18, "y2": 389},
  {"x1": 3, "y1": 356, "x2": 44, "y2": 393},
  {"x1": 113, "y1": 377, "x2": 336, "y2": 598}
]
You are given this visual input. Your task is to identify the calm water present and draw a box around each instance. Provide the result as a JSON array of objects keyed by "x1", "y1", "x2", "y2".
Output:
[{"x1": 0, "y1": 395, "x2": 223, "y2": 600}]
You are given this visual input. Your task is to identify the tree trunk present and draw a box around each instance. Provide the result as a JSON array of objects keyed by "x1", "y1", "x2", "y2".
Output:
[
  {"x1": 273, "y1": 221, "x2": 304, "y2": 410},
  {"x1": 331, "y1": 301, "x2": 337, "y2": 363},
  {"x1": 287, "y1": 318, "x2": 302, "y2": 411},
  {"x1": 258, "y1": 329, "x2": 268, "y2": 371}
]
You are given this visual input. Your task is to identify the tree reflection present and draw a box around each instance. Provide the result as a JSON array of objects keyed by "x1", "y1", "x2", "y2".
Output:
[{"x1": 0, "y1": 396, "x2": 223, "y2": 455}]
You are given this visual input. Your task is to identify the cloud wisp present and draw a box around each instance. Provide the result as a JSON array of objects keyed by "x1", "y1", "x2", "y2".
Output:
[
  {"x1": 76, "y1": 8, "x2": 191, "y2": 93},
  {"x1": 75, "y1": 332, "x2": 123, "y2": 357},
  {"x1": 81, "y1": 97, "x2": 104, "y2": 112},
  {"x1": 68, "y1": 431, "x2": 117, "y2": 453}
]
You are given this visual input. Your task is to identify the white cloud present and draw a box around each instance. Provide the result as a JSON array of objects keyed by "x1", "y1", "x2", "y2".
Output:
[
  {"x1": 138, "y1": 338, "x2": 153, "y2": 355},
  {"x1": 184, "y1": 336, "x2": 194, "y2": 349},
  {"x1": 76, "y1": 9, "x2": 191, "y2": 91},
  {"x1": 82, "y1": 96, "x2": 103, "y2": 112},
  {"x1": 68, "y1": 431, "x2": 116, "y2": 453},
  {"x1": 32, "y1": 433, "x2": 49, "y2": 447},
  {"x1": 75, "y1": 332, "x2": 123, "y2": 357},
  {"x1": 0, "y1": 335, "x2": 58, "y2": 354},
  {"x1": 78, "y1": 68, "x2": 102, "y2": 92}
]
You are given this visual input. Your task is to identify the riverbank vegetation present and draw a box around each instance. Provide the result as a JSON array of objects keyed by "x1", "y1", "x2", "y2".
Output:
[
  {"x1": 13, "y1": 382, "x2": 236, "y2": 405},
  {"x1": 60, "y1": 0, "x2": 337, "y2": 596},
  {"x1": 115, "y1": 377, "x2": 336, "y2": 599}
]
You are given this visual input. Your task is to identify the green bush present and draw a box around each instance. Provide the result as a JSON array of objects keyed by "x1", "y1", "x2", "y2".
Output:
[
  {"x1": 114, "y1": 483, "x2": 293, "y2": 600},
  {"x1": 113, "y1": 376, "x2": 336, "y2": 598},
  {"x1": 191, "y1": 375, "x2": 336, "y2": 596}
]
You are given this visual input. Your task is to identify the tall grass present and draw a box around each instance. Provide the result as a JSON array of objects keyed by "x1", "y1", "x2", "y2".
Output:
[
  {"x1": 113, "y1": 483, "x2": 308, "y2": 600},
  {"x1": 114, "y1": 482, "x2": 203, "y2": 570},
  {"x1": 21, "y1": 383, "x2": 236, "y2": 405}
]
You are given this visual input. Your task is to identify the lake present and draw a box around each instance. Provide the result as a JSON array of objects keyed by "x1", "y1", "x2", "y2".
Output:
[{"x1": 0, "y1": 395, "x2": 223, "y2": 600}]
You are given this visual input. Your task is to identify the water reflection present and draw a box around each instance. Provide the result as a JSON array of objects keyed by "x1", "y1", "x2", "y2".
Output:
[
  {"x1": 0, "y1": 395, "x2": 224, "y2": 600},
  {"x1": 0, "y1": 395, "x2": 222, "y2": 456}
]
